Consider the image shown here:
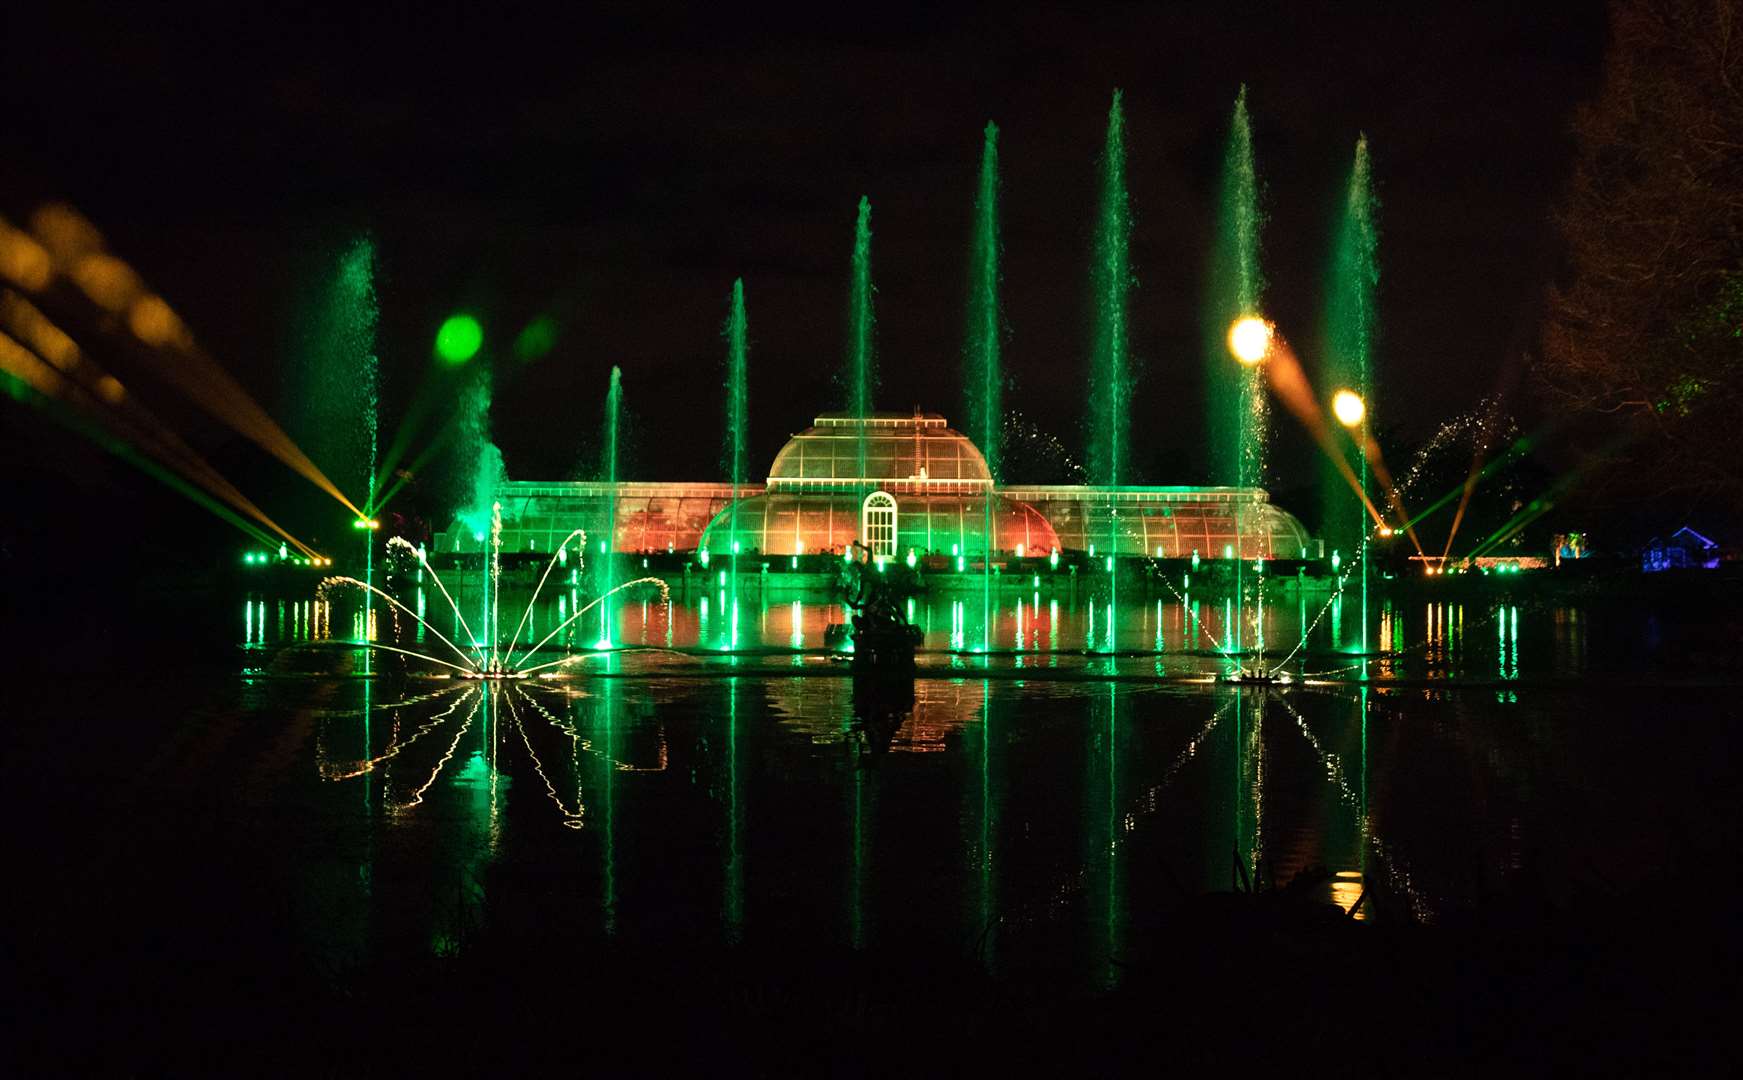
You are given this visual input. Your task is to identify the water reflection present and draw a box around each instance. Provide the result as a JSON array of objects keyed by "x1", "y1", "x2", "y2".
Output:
[
  {"x1": 240, "y1": 574, "x2": 1737, "y2": 988},
  {"x1": 272, "y1": 655, "x2": 1734, "y2": 993}
]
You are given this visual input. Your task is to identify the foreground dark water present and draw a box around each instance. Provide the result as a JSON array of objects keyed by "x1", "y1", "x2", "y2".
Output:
[{"x1": 7, "y1": 584, "x2": 1741, "y2": 1071}]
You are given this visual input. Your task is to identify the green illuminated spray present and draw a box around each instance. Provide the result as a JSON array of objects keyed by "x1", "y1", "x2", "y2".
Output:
[
  {"x1": 847, "y1": 197, "x2": 876, "y2": 487},
  {"x1": 1323, "y1": 136, "x2": 1379, "y2": 658},
  {"x1": 285, "y1": 236, "x2": 378, "y2": 656},
  {"x1": 453, "y1": 369, "x2": 506, "y2": 542},
  {"x1": 965, "y1": 122, "x2": 1003, "y2": 647},
  {"x1": 1089, "y1": 90, "x2": 1133, "y2": 645},
  {"x1": 451, "y1": 359, "x2": 505, "y2": 652},
  {"x1": 1208, "y1": 87, "x2": 1268, "y2": 491},
  {"x1": 597, "y1": 366, "x2": 623, "y2": 646},
  {"x1": 512, "y1": 316, "x2": 558, "y2": 361},
  {"x1": 724, "y1": 280, "x2": 749, "y2": 598},
  {"x1": 1207, "y1": 88, "x2": 1268, "y2": 660}
]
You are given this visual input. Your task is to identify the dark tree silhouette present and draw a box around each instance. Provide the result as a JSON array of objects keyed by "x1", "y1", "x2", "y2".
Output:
[{"x1": 1541, "y1": 0, "x2": 1743, "y2": 509}]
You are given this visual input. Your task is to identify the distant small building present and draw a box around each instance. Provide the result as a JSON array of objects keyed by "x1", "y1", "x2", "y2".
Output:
[{"x1": 1642, "y1": 526, "x2": 1721, "y2": 571}]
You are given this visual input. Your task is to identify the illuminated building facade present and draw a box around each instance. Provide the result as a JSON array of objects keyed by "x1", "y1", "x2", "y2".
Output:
[{"x1": 436, "y1": 412, "x2": 1319, "y2": 560}]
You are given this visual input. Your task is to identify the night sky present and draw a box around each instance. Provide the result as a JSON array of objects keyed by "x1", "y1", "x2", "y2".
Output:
[{"x1": 2, "y1": 2, "x2": 1606, "y2": 535}]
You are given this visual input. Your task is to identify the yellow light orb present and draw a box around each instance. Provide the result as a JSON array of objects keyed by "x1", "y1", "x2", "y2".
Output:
[
  {"x1": 1332, "y1": 388, "x2": 1366, "y2": 428},
  {"x1": 1227, "y1": 316, "x2": 1272, "y2": 364}
]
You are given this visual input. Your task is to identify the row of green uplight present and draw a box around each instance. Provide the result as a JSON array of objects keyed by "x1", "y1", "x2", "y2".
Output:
[{"x1": 243, "y1": 548, "x2": 332, "y2": 567}]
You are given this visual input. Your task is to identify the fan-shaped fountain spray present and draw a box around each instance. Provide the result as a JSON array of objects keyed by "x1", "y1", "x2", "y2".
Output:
[{"x1": 319, "y1": 514, "x2": 668, "y2": 679}]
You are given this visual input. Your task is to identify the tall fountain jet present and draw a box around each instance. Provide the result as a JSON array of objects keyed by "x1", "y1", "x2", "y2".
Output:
[
  {"x1": 1089, "y1": 90, "x2": 1133, "y2": 647},
  {"x1": 1207, "y1": 87, "x2": 1268, "y2": 661},
  {"x1": 847, "y1": 196, "x2": 876, "y2": 490},
  {"x1": 598, "y1": 365, "x2": 623, "y2": 647},
  {"x1": 964, "y1": 122, "x2": 1002, "y2": 648},
  {"x1": 1323, "y1": 136, "x2": 1380, "y2": 657},
  {"x1": 1207, "y1": 87, "x2": 1268, "y2": 492},
  {"x1": 287, "y1": 236, "x2": 379, "y2": 628},
  {"x1": 724, "y1": 279, "x2": 749, "y2": 594}
]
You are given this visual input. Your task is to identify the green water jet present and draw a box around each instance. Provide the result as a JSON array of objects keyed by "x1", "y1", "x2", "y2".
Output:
[
  {"x1": 1088, "y1": 90, "x2": 1133, "y2": 648},
  {"x1": 964, "y1": 122, "x2": 1002, "y2": 648},
  {"x1": 1207, "y1": 88, "x2": 1270, "y2": 660},
  {"x1": 1323, "y1": 136, "x2": 1380, "y2": 658},
  {"x1": 597, "y1": 366, "x2": 623, "y2": 647},
  {"x1": 847, "y1": 196, "x2": 876, "y2": 489},
  {"x1": 1207, "y1": 86, "x2": 1269, "y2": 492},
  {"x1": 724, "y1": 280, "x2": 748, "y2": 594}
]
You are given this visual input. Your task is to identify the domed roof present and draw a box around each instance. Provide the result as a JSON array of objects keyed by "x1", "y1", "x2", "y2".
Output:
[{"x1": 767, "y1": 413, "x2": 992, "y2": 490}]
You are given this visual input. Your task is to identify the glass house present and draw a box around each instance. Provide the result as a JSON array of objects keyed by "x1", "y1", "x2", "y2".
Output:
[{"x1": 437, "y1": 412, "x2": 1319, "y2": 560}]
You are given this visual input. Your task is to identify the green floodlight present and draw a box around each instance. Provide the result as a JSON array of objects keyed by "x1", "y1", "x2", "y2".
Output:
[
  {"x1": 1049, "y1": 548, "x2": 1059, "y2": 570},
  {"x1": 435, "y1": 314, "x2": 484, "y2": 364},
  {"x1": 1191, "y1": 549, "x2": 1200, "y2": 570},
  {"x1": 905, "y1": 549, "x2": 917, "y2": 569},
  {"x1": 512, "y1": 316, "x2": 559, "y2": 361},
  {"x1": 956, "y1": 555, "x2": 966, "y2": 572},
  {"x1": 1331, "y1": 550, "x2": 1342, "y2": 571},
  {"x1": 699, "y1": 547, "x2": 711, "y2": 568}
]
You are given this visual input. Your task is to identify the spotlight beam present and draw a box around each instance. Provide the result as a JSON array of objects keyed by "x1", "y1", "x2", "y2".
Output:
[
  {"x1": 1252, "y1": 334, "x2": 1388, "y2": 528},
  {"x1": 1399, "y1": 434, "x2": 1535, "y2": 533},
  {"x1": 0, "y1": 294, "x2": 318, "y2": 556},
  {"x1": 0, "y1": 331, "x2": 303, "y2": 552},
  {"x1": 12, "y1": 206, "x2": 362, "y2": 520},
  {"x1": 1350, "y1": 428, "x2": 1427, "y2": 558}
]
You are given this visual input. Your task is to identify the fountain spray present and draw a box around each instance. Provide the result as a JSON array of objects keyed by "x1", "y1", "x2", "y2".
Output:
[
  {"x1": 1210, "y1": 87, "x2": 1268, "y2": 492},
  {"x1": 848, "y1": 197, "x2": 876, "y2": 491},
  {"x1": 599, "y1": 366, "x2": 623, "y2": 648},
  {"x1": 965, "y1": 122, "x2": 1002, "y2": 649},
  {"x1": 1208, "y1": 87, "x2": 1269, "y2": 663},
  {"x1": 725, "y1": 281, "x2": 748, "y2": 608},
  {"x1": 1324, "y1": 137, "x2": 1380, "y2": 665},
  {"x1": 1089, "y1": 90, "x2": 1133, "y2": 649}
]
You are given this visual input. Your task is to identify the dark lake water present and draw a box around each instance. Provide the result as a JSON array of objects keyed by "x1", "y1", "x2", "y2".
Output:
[{"x1": 17, "y1": 581, "x2": 1736, "y2": 1001}]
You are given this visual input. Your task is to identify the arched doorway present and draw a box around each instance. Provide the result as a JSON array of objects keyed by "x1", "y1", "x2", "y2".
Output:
[{"x1": 861, "y1": 491, "x2": 896, "y2": 557}]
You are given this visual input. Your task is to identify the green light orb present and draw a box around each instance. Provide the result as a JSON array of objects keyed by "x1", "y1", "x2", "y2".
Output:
[
  {"x1": 435, "y1": 314, "x2": 484, "y2": 364},
  {"x1": 513, "y1": 316, "x2": 559, "y2": 361}
]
